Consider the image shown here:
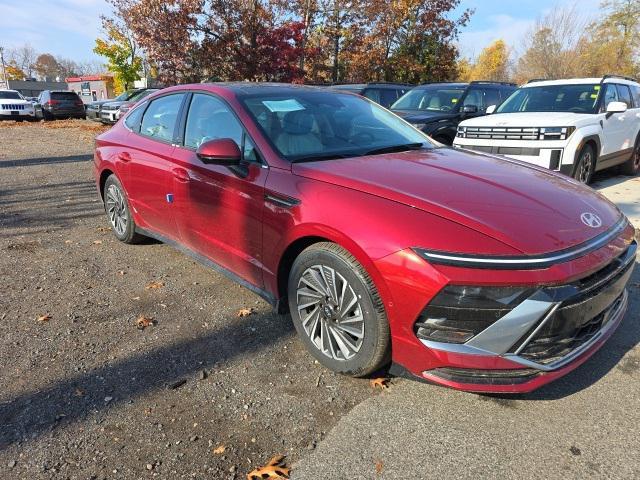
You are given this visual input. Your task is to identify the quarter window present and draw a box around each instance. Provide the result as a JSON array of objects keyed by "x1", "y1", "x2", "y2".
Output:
[
  {"x1": 124, "y1": 103, "x2": 146, "y2": 131},
  {"x1": 140, "y1": 94, "x2": 185, "y2": 142}
]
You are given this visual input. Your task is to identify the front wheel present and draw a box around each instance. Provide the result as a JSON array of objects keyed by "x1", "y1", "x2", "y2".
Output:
[
  {"x1": 573, "y1": 144, "x2": 595, "y2": 184},
  {"x1": 288, "y1": 242, "x2": 391, "y2": 377},
  {"x1": 103, "y1": 174, "x2": 144, "y2": 244}
]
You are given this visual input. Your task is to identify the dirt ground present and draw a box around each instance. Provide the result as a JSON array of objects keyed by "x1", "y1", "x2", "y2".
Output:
[{"x1": 0, "y1": 121, "x2": 377, "y2": 479}]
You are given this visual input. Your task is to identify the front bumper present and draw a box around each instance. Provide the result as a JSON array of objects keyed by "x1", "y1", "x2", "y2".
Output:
[
  {"x1": 100, "y1": 110, "x2": 119, "y2": 123},
  {"x1": 0, "y1": 109, "x2": 35, "y2": 119},
  {"x1": 376, "y1": 223, "x2": 637, "y2": 393}
]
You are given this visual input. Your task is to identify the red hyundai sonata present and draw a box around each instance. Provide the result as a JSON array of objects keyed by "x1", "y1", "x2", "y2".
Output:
[{"x1": 94, "y1": 83, "x2": 636, "y2": 393}]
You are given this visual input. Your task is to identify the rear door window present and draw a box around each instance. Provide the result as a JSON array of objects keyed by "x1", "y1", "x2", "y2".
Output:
[
  {"x1": 140, "y1": 94, "x2": 186, "y2": 142},
  {"x1": 616, "y1": 84, "x2": 632, "y2": 107},
  {"x1": 630, "y1": 85, "x2": 640, "y2": 108}
]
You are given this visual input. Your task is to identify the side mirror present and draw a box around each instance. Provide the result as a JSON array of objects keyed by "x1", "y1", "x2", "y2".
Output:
[
  {"x1": 196, "y1": 138, "x2": 242, "y2": 165},
  {"x1": 461, "y1": 105, "x2": 478, "y2": 114},
  {"x1": 606, "y1": 101, "x2": 627, "y2": 114},
  {"x1": 485, "y1": 105, "x2": 497, "y2": 114}
]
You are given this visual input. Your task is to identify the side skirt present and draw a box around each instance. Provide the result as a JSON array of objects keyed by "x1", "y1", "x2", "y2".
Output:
[{"x1": 135, "y1": 226, "x2": 278, "y2": 308}]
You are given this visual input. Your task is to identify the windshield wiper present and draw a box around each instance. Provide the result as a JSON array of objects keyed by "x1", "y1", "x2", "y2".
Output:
[
  {"x1": 291, "y1": 153, "x2": 351, "y2": 163},
  {"x1": 363, "y1": 143, "x2": 426, "y2": 156}
]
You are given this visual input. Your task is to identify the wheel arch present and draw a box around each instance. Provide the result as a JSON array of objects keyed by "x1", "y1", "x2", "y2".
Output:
[
  {"x1": 274, "y1": 229, "x2": 392, "y2": 316},
  {"x1": 98, "y1": 168, "x2": 115, "y2": 201}
]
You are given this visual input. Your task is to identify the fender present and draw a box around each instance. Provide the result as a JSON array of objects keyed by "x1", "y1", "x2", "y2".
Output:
[{"x1": 561, "y1": 133, "x2": 601, "y2": 176}]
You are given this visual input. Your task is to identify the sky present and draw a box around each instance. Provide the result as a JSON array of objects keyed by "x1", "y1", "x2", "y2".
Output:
[{"x1": 0, "y1": 0, "x2": 603, "y2": 64}]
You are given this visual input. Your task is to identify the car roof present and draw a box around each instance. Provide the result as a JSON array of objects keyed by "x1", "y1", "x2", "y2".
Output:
[
  {"x1": 523, "y1": 77, "x2": 639, "y2": 87},
  {"x1": 172, "y1": 82, "x2": 336, "y2": 97},
  {"x1": 414, "y1": 82, "x2": 468, "y2": 88}
]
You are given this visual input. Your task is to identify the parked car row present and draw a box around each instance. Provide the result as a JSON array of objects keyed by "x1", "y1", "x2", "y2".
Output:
[
  {"x1": 86, "y1": 88, "x2": 159, "y2": 124},
  {"x1": 94, "y1": 83, "x2": 637, "y2": 393}
]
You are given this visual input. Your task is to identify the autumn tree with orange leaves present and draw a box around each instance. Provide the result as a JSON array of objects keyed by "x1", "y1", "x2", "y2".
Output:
[{"x1": 105, "y1": 0, "x2": 471, "y2": 84}]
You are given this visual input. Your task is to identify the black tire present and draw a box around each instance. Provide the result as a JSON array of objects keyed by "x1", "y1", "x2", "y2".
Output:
[
  {"x1": 620, "y1": 136, "x2": 640, "y2": 176},
  {"x1": 103, "y1": 174, "x2": 145, "y2": 244},
  {"x1": 288, "y1": 242, "x2": 391, "y2": 377},
  {"x1": 572, "y1": 144, "x2": 596, "y2": 184},
  {"x1": 432, "y1": 134, "x2": 452, "y2": 146}
]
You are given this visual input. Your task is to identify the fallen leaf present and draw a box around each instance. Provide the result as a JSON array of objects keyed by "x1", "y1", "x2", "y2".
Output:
[
  {"x1": 145, "y1": 281, "x2": 164, "y2": 290},
  {"x1": 375, "y1": 460, "x2": 384, "y2": 474},
  {"x1": 237, "y1": 307, "x2": 254, "y2": 317},
  {"x1": 96, "y1": 226, "x2": 110, "y2": 232},
  {"x1": 246, "y1": 455, "x2": 290, "y2": 479},
  {"x1": 74, "y1": 388, "x2": 85, "y2": 397},
  {"x1": 37, "y1": 314, "x2": 52, "y2": 323},
  {"x1": 213, "y1": 445, "x2": 226, "y2": 455},
  {"x1": 117, "y1": 270, "x2": 126, "y2": 275},
  {"x1": 370, "y1": 378, "x2": 390, "y2": 390},
  {"x1": 64, "y1": 240, "x2": 72, "y2": 244},
  {"x1": 92, "y1": 240, "x2": 103, "y2": 245},
  {"x1": 135, "y1": 315, "x2": 155, "y2": 330}
]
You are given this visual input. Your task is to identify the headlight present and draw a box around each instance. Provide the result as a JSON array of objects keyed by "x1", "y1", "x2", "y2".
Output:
[
  {"x1": 413, "y1": 123, "x2": 427, "y2": 130},
  {"x1": 414, "y1": 285, "x2": 533, "y2": 344},
  {"x1": 539, "y1": 126, "x2": 575, "y2": 140}
]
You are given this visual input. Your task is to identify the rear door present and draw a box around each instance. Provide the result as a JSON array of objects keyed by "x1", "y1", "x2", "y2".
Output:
[{"x1": 124, "y1": 93, "x2": 187, "y2": 239}]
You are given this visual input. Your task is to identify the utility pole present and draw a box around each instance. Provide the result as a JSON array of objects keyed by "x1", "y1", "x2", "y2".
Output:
[{"x1": 0, "y1": 46, "x2": 8, "y2": 89}]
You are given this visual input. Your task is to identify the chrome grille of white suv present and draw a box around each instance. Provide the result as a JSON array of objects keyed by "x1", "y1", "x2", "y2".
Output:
[{"x1": 1, "y1": 104, "x2": 26, "y2": 110}]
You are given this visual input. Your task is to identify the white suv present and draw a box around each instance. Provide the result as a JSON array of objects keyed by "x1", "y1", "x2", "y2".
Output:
[
  {"x1": 0, "y1": 89, "x2": 36, "y2": 120},
  {"x1": 453, "y1": 76, "x2": 640, "y2": 183}
]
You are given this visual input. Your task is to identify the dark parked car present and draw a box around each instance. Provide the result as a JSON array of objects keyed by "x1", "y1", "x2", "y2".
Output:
[
  {"x1": 38, "y1": 90, "x2": 86, "y2": 120},
  {"x1": 391, "y1": 81, "x2": 517, "y2": 144},
  {"x1": 329, "y1": 83, "x2": 413, "y2": 108},
  {"x1": 93, "y1": 83, "x2": 635, "y2": 393},
  {"x1": 99, "y1": 88, "x2": 159, "y2": 124}
]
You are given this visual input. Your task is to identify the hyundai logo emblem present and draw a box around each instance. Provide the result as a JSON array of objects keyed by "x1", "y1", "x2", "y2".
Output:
[{"x1": 580, "y1": 212, "x2": 602, "y2": 228}]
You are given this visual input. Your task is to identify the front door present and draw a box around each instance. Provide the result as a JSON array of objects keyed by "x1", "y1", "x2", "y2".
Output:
[
  {"x1": 170, "y1": 93, "x2": 269, "y2": 288},
  {"x1": 599, "y1": 83, "x2": 628, "y2": 158}
]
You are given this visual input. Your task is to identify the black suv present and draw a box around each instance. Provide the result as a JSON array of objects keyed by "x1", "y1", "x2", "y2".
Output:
[
  {"x1": 390, "y1": 81, "x2": 516, "y2": 145},
  {"x1": 38, "y1": 90, "x2": 86, "y2": 120},
  {"x1": 329, "y1": 83, "x2": 413, "y2": 108}
]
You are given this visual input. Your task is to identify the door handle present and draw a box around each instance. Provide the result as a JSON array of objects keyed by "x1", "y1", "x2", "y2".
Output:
[
  {"x1": 172, "y1": 167, "x2": 189, "y2": 182},
  {"x1": 117, "y1": 152, "x2": 131, "y2": 163}
]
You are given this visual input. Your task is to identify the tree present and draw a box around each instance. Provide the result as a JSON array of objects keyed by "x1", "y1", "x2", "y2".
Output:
[
  {"x1": 94, "y1": 18, "x2": 142, "y2": 91},
  {"x1": 33, "y1": 53, "x2": 62, "y2": 81},
  {"x1": 578, "y1": 0, "x2": 640, "y2": 77},
  {"x1": 466, "y1": 39, "x2": 510, "y2": 81},
  {"x1": 514, "y1": 4, "x2": 587, "y2": 83},
  {"x1": 7, "y1": 43, "x2": 37, "y2": 78},
  {"x1": 5, "y1": 62, "x2": 25, "y2": 81}
]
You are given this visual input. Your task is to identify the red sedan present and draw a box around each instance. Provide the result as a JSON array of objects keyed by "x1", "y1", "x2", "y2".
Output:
[{"x1": 94, "y1": 83, "x2": 636, "y2": 393}]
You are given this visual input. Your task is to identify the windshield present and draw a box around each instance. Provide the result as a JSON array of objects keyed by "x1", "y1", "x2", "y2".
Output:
[
  {"x1": 391, "y1": 86, "x2": 465, "y2": 112},
  {"x1": 0, "y1": 91, "x2": 23, "y2": 100},
  {"x1": 114, "y1": 90, "x2": 136, "y2": 101},
  {"x1": 497, "y1": 84, "x2": 600, "y2": 113},
  {"x1": 241, "y1": 90, "x2": 432, "y2": 162}
]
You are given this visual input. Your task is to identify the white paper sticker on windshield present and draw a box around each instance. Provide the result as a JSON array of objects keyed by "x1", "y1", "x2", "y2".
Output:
[{"x1": 262, "y1": 99, "x2": 305, "y2": 113}]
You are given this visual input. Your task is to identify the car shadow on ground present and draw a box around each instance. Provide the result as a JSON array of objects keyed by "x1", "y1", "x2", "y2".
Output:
[
  {"x1": 0, "y1": 154, "x2": 93, "y2": 169},
  {"x1": 0, "y1": 311, "x2": 295, "y2": 450}
]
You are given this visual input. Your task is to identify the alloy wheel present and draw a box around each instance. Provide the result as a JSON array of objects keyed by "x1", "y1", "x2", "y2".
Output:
[
  {"x1": 296, "y1": 264, "x2": 365, "y2": 361},
  {"x1": 576, "y1": 151, "x2": 592, "y2": 183},
  {"x1": 105, "y1": 184, "x2": 128, "y2": 236}
]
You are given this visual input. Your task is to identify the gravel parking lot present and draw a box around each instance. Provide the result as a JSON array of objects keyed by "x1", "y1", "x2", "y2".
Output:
[
  {"x1": 0, "y1": 121, "x2": 638, "y2": 479},
  {"x1": 0, "y1": 121, "x2": 376, "y2": 479}
]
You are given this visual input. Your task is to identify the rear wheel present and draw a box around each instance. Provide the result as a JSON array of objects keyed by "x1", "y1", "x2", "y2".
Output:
[
  {"x1": 288, "y1": 242, "x2": 390, "y2": 377},
  {"x1": 620, "y1": 137, "x2": 640, "y2": 176},
  {"x1": 573, "y1": 144, "x2": 595, "y2": 184},
  {"x1": 103, "y1": 174, "x2": 144, "y2": 244}
]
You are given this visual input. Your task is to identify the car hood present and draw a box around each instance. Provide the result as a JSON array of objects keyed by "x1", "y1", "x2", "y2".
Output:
[
  {"x1": 2, "y1": 99, "x2": 32, "y2": 106},
  {"x1": 460, "y1": 112, "x2": 591, "y2": 128},
  {"x1": 87, "y1": 100, "x2": 111, "y2": 108},
  {"x1": 392, "y1": 109, "x2": 455, "y2": 124},
  {"x1": 102, "y1": 101, "x2": 128, "y2": 108},
  {"x1": 292, "y1": 148, "x2": 622, "y2": 255}
]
